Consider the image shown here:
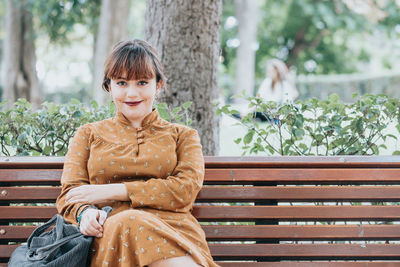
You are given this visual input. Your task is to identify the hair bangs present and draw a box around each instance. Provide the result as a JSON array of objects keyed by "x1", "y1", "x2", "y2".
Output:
[
  {"x1": 102, "y1": 39, "x2": 166, "y2": 92},
  {"x1": 108, "y1": 46, "x2": 155, "y2": 81}
]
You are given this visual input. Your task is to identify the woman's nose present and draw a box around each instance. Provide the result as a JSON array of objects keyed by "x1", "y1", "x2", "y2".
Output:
[{"x1": 126, "y1": 85, "x2": 139, "y2": 97}]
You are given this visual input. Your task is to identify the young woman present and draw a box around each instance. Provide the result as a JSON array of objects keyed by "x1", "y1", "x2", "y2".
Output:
[
  {"x1": 56, "y1": 39, "x2": 218, "y2": 267},
  {"x1": 257, "y1": 58, "x2": 299, "y2": 103}
]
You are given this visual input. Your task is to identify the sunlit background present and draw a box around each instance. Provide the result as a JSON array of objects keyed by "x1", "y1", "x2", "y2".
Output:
[{"x1": 1, "y1": 0, "x2": 399, "y2": 104}]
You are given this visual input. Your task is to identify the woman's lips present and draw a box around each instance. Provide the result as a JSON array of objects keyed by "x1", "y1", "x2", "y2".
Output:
[{"x1": 125, "y1": 101, "x2": 143, "y2": 106}]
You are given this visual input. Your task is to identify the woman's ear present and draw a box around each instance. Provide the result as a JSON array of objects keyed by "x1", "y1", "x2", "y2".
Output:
[{"x1": 156, "y1": 80, "x2": 163, "y2": 93}]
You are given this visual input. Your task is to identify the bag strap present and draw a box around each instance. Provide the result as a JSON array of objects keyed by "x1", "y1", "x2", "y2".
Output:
[
  {"x1": 26, "y1": 206, "x2": 113, "y2": 261},
  {"x1": 26, "y1": 214, "x2": 59, "y2": 247},
  {"x1": 26, "y1": 232, "x2": 85, "y2": 261}
]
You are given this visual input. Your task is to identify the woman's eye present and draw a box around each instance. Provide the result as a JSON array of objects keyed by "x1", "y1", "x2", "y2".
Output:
[
  {"x1": 117, "y1": 81, "x2": 127, "y2": 86},
  {"x1": 138, "y1": 81, "x2": 148, "y2": 85}
]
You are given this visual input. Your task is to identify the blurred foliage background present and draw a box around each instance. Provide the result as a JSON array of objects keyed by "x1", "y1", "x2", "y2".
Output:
[
  {"x1": 1, "y1": 0, "x2": 399, "y2": 105},
  {"x1": 220, "y1": 0, "x2": 400, "y2": 99}
]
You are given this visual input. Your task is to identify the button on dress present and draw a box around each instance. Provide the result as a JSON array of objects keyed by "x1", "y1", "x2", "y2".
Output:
[{"x1": 56, "y1": 109, "x2": 219, "y2": 267}]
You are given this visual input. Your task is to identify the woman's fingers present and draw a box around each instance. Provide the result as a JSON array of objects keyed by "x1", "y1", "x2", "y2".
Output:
[
  {"x1": 80, "y1": 209, "x2": 104, "y2": 237},
  {"x1": 81, "y1": 221, "x2": 100, "y2": 236},
  {"x1": 98, "y1": 210, "x2": 107, "y2": 226}
]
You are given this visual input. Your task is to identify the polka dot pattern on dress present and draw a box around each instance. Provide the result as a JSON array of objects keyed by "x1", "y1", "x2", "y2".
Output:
[{"x1": 56, "y1": 109, "x2": 217, "y2": 267}]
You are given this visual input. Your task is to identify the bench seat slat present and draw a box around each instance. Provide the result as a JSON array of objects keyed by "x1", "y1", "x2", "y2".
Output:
[
  {"x1": 208, "y1": 244, "x2": 400, "y2": 260},
  {"x1": 3, "y1": 225, "x2": 400, "y2": 242},
  {"x1": 197, "y1": 186, "x2": 400, "y2": 202},
  {"x1": 217, "y1": 262, "x2": 400, "y2": 267},
  {"x1": 3, "y1": 206, "x2": 400, "y2": 222}
]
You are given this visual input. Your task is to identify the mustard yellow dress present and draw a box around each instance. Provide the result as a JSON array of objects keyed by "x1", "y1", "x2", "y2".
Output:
[{"x1": 56, "y1": 109, "x2": 219, "y2": 267}]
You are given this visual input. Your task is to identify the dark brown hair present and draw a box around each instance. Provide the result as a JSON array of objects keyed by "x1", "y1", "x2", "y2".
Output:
[{"x1": 102, "y1": 39, "x2": 166, "y2": 92}]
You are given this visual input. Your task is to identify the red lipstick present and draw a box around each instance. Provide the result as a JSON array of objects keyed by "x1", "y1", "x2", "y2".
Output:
[{"x1": 125, "y1": 101, "x2": 143, "y2": 106}]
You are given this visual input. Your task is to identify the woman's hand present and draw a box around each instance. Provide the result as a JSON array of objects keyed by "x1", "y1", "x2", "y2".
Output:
[
  {"x1": 65, "y1": 184, "x2": 129, "y2": 204},
  {"x1": 79, "y1": 208, "x2": 107, "y2": 237},
  {"x1": 65, "y1": 184, "x2": 110, "y2": 204}
]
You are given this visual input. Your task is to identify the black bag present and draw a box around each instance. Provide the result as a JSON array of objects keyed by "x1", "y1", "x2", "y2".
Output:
[{"x1": 8, "y1": 206, "x2": 112, "y2": 267}]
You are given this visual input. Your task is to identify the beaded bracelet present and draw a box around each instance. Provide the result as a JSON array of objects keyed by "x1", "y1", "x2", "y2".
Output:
[
  {"x1": 77, "y1": 205, "x2": 98, "y2": 225},
  {"x1": 74, "y1": 203, "x2": 92, "y2": 222}
]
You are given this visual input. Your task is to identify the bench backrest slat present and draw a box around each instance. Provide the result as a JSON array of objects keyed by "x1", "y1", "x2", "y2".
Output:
[{"x1": 4, "y1": 186, "x2": 400, "y2": 203}]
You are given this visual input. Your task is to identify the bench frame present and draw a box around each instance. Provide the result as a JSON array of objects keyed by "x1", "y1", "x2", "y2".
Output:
[{"x1": 1, "y1": 156, "x2": 400, "y2": 266}]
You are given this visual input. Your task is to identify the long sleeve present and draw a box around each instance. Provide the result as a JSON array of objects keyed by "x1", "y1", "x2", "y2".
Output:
[
  {"x1": 124, "y1": 127, "x2": 204, "y2": 212},
  {"x1": 56, "y1": 126, "x2": 92, "y2": 224}
]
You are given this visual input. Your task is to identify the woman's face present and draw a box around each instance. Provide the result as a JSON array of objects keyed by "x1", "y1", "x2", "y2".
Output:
[
  {"x1": 267, "y1": 65, "x2": 278, "y2": 80},
  {"x1": 109, "y1": 74, "x2": 161, "y2": 127}
]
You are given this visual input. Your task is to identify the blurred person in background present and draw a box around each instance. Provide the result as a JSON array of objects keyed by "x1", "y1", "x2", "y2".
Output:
[
  {"x1": 255, "y1": 59, "x2": 299, "y2": 121},
  {"x1": 257, "y1": 58, "x2": 298, "y2": 103}
]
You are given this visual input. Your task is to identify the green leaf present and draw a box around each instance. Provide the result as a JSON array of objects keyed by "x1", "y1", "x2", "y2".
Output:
[
  {"x1": 396, "y1": 125, "x2": 400, "y2": 134},
  {"x1": 243, "y1": 131, "x2": 255, "y2": 145},
  {"x1": 298, "y1": 143, "x2": 308, "y2": 153},
  {"x1": 355, "y1": 118, "x2": 363, "y2": 133},
  {"x1": 392, "y1": 151, "x2": 400, "y2": 155},
  {"x1": 266, "y1": 146, "x2": 275, "y2": 154},
  {"x1": 157, "y1": 106, "x2": 170, "y2": 121},
  {"x1": 293, "y1": 128, "x2": 304, "y2": 139},
  {"x1": 17, "y1": 133, "x2": 27, "y2": 142},
  {"x1": 72, "y1": 110, "x2": 83, "y2": 118},
  {"x1": 172, "y1": 107, "x2": 182, "y2": 114},
  {"x1": 371, "y1": 144, "x2": 379, "y2": 155},
  {"x1": 43, "y1": 146, "x2": 52, "y2": 155},
  {"x1": 46, "y1": 102, "x2": 58, "y2": 114},
  {"x1": 182, "y1": 101, "x2": 192, "y2": 109},
  {"x1": 90, "y1": 100, "x2": 99, "y2": 108},
  {"x1": 328, "y1": 93, "x2": 339, "y2": 103}
]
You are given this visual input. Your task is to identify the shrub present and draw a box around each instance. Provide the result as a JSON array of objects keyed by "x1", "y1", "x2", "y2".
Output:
[
  {"x1": 0, "y1": 99, "x2": 191, "y2": 156},
  {"x1": 217, "y1": 93, "x2": 400, "y2": 156}
]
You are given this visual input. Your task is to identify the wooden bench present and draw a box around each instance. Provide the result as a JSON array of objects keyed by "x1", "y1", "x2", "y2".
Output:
[{"x1": 1, "y1": 156, "x2": 400, "y2": 266}]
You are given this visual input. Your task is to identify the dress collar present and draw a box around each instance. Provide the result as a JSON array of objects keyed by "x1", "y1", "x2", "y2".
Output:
[{"x1": 115, "y1": 108, "x2": 160, "y2": 128}]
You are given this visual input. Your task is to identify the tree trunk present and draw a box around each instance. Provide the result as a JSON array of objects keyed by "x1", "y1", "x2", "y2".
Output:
[
  {"x1": 145, "y1": 0, "x2": 222, "y2": 156},
  {"x1": 234, "y1": 0, "x2": 258, "y2": 98},
  {"x1": 1, "y1": 0, "x2": 41, "y2": 108},
  {"x1": 92, "y1": 0, "x2": 130, "y2": 105}
]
